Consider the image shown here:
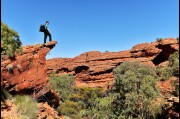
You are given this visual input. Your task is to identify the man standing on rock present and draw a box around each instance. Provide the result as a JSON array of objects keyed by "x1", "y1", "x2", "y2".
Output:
[{"x1": 44, "y1": 21, "x2": 52, "y2": 44}]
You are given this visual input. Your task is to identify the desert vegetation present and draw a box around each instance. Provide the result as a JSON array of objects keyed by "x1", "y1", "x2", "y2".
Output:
[
  {"x1": 48, "y1": 61, "x2": 170, "y2": 119},
  {"x1": 1, "y1": 22, "x2": 22, "y2": 59},
  {"x1": 2, "y1": 58, "x2": 178, "y2": 118},
  {"x1": 156, "y1": 51, "x2": 179, "y2": 81},
  {"x1": 13, "y1": 95, "x2": 38, "y2": 119}
]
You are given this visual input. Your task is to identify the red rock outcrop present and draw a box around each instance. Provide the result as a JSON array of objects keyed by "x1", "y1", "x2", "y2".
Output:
[
  {"x1": 1, "y1": 38, "x2": 179, "y2": 118},
  {"x1": 1, "y1": 41, "x2": 57, "y2": 98},
  {"x1": 38, "y1": 102, "x2": 63, "y2": 119},
  {"x1": 1, "y1": 38, "x2": 179, "y2": 92},
  {"x1": 46, "y1": 38, "x2": 179, "y2": 89}
]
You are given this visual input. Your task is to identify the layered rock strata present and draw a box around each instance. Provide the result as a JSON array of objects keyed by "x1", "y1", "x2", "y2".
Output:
[{"x1": 46, "y1": 38, "x2": 179, "y2": 88}]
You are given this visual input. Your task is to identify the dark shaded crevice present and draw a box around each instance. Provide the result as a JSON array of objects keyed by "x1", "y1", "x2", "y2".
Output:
[
  {"x1": 130, "y1": 49, "x2": 146, "y2": 53},
  {"x1": 48, "y1": 44, "x2": 56, "y2": 49},
  {"x1": 37, "y1": 91, "x2": 59, "y2": 108},
  {"x1": 9, "y1": 56, "x2": 16, "y2": 61},
  {"x1": 90, "y1": 68, "x2": 113, "y2": 76},
  {"x1": 6, "y1": 87, "x2": 35, "y2": 97},
  {"x1": 87, "y1": 57, "x2": 130, "y2": 62},
  {"x1": 18, "y1": 88, "x2": 35, "y2": 95},
  {"x1": 152, "y1": 44, "x2": 177, "y2": 65},
  {"x1": 60, "y1": 68, "x2": 69, "y2": 72},
  {"x1": 115, "y1": 62, "x2": 122, "y2": 67},
  {"x1": 56, "y1": 68, "x2": 70, "y2": 73},
  {"x1": 75, "y1": 66, "x2": 89, "y2": 74}
]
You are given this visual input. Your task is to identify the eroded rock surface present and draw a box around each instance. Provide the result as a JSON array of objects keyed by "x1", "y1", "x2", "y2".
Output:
[
  {"x1": 46, "y1": 38, "x2": 179, "y2": 88},
  {"x1": 1, "y1": 38, "x2": 179, "y2": 118},
  {"x1": 1, "y1": 41, "x2": 57, "y2": 98}
]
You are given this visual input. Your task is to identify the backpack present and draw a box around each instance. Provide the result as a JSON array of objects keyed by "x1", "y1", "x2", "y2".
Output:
[{"x1": 39, "y1": 24, "x2": 45, "y2": 32}]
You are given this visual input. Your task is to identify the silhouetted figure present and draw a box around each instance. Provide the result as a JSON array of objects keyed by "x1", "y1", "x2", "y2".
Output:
[{"x1": 44, "y1": 21, "x2": 52, "y2": 44}]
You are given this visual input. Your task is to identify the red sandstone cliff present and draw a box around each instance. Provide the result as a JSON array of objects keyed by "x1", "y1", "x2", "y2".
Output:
[
  {"x1": 1, "y1": 38, "x2": 178, "y2": 93},
  {"x1": 46, "y1": 38, "x2": 179, "y2": 88},
  {"x1": 1, "y1": 38, "x2": 179, "y2": 118},
  {"x1": 1, "y1": 41, "x2": 57, "y2": 99}
]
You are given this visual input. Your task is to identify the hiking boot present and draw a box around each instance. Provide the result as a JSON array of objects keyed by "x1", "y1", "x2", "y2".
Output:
[{"x1": 43, "y1": 43, "x2": 47, "y2": 46}]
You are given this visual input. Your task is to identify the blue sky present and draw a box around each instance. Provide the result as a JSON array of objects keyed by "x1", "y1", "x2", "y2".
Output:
[{"x1": 2, "y1": 0, "x2": 179, "y2": 59}]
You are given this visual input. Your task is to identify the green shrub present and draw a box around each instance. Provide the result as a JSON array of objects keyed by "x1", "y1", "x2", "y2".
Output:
[
  {"x1": 64, "y1": 116, "x2": 72, "y2": 119},
  {"x1": 1, "y1": 22, "x2": 22, "y2": 58},
  {"x1": 168, "y1": 51, "x2": 179, "y2": 76},
  {"x1": 156, "y1": 67, "x2": 173, "y2": 81},
  {"x1": 170, "y1": 78, "x2": 179, "y2": 96},
  {"x1": 156, "y1": 51, "x2": 179, "y2": 81},
  {"x1": 89, "y1": 94, "x2": 115, "y2": 119},
  {"x1": 49, "y1": 74, "x2": 75, "y2": 102},
  {"x1": 73, "y1": 87, "x2": 104, "y2": 109},
  {"x1": 13, "y1": 95, "x2": 38, "y2": 119},
  {"x1": 59, "y1": 100, "x2": 82, "y2": 119},
  {"x1": 112, "y1": 61, "x2": 162, "y2": 118},
  {"x1": 56, "y1": 86, "x2": 105, "y2": 119}
]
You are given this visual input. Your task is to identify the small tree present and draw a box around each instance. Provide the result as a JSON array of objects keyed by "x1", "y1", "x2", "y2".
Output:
[
  {"x1": 112, "y1": 61, "x2": 163, "y2": 119},
  {"x1": 58, "y1": 86, "x2": 105, "y2": 119},
  {"x1": 1, "y1": 22, "x2": 22, "y2": 58},
  {"x1": 90, "y1": 94, "x2": 115, "y2": 119},
  {"x1": 49, "y1": 74, "x2": 75, "y2": 102},
  {"x1": 60, "y1": 100, "x2": 82, "y2": 119}
]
